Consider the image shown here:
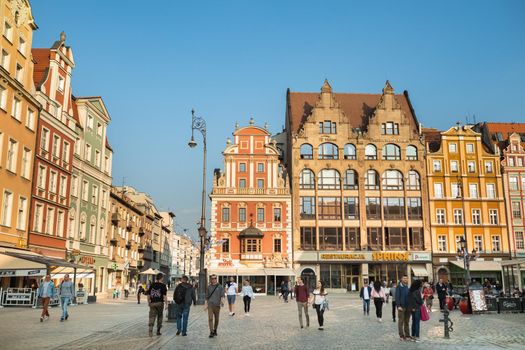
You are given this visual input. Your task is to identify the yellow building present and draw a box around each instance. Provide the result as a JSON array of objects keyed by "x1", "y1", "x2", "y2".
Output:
[
  {"x1": 424, "y1": 125, "x2": 509, "y2": 286},
  {"x1": 0, "y1": 0, "x2": 40, "y2": 248}
]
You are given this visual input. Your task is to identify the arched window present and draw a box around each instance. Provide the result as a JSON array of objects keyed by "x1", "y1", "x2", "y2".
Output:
[
  {"x1": 406, "y1": 145, "x2": 418, "y2": 160},
  {"x1": 365, "y1": 144, "x2": 377, "y2": 160},
  {"x1": 382, "y1": 144, "x2": 401, "y2": 160},
  {"x1": 365, "y1": 170, "x2": 380, "y2": 190},
  {"x1": 318, "y1": 169, "x2": 340, "y2": 190},
  {"x1": 343, "y1": 169, "x2": 358, "y2": 190},
  {"x1": 300, "y1": 144, "x2": 313, "y2": 159},
  {"x1": 382, "y1": 170, "x2": 404, "y2": 190},
  {"x1": 299, "y1": 169, "x2": 315, "y2": 189},
  {"x1": 344, "y1": 144, "x2": 356, "y2": 160},
  {"x1": 407, "y1": 170, "x2": 420, "y2": 190},
  {"x1": 318, "y1": 143, "x2": 339, "y2": 160}
]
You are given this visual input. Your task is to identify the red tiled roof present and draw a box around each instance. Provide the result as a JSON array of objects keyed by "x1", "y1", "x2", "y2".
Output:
[
  {"x1": 422, "y1": 127, "x2": 442, "y2": 152},
  {"x1": 105, "y1": 138, "x2": 113, "y2": 151},
  {"x1": 287, "y1": 90, "x2": 418, "y2": 134},
  {"x1": 32, "y1": 49, "x2": 51, "y2": 89},
  {"x1": 482, "y1": 122, "x2": 525, "y2": 150}
]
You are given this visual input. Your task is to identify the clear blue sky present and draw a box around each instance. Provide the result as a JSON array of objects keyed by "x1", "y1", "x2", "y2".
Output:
[{"x1": 31, "y1": 0, "x2": 525, "y2": 239}]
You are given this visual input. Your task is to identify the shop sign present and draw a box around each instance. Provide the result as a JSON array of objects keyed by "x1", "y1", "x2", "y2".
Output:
[
  {"x1": 0, "y1": 270, "x2": 15, "y2": 276},
  {"x1": 320, "y1": 253, "x2": 367, "y2": 261},
  {"x1": 80, "y1": 256, "x2": 95, "y2": 265},
  {"x1": 218, "y1": 259, "x2": 233, "y2": 267},
  {"x1": 0, "y1": 269, "x2": 46, "y2": 277},
  {"x1": 6, "y1": 292, "x2": 32, "y2": 301},
  {"x1": 412, "y1": 252, "x2": 431, "y2": 261},
  {"x1": 372, "y1": 252, "x2": 409, "y2": 262}
]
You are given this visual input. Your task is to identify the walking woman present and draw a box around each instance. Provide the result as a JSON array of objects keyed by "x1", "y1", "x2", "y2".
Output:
[
  {"x1": 371, "y1": 280, "x2": 386, "y2": 322},
  {"x1": 407, "y1": 279, "x2": 423, "y2": 342},
  {"x1": 422, "y1": 282, "x2": 434, "y2": 313},
  {"x1": 310, "y1": 280, "x2": 328, "y2": 330},
  {"x1": 58, "y1": 274, "x2": 75, "y2": 321},
  {"x1": 37, "y1": 274, "x2": 56, "y2": 322},
  {"x1": 241, "y1": 279, "x2": 254, "y2": 316}
]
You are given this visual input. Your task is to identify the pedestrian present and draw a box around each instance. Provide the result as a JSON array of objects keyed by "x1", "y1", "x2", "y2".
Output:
[
  {"x1": 205, "y1": 274, "x2": 225, "y2": 338},
  {"x1": 37, "y1": 274, "x2": 56, "y2": 322},
  {"x1": 310, "y1": 280, "x2": 328, "y2": 330},
  {"x1": 146, "y1": 273, "x2": 168, "y2": 337},
  {"x1": 390, "y1": 281, "x2": 397, "y2": 322},
  {"x1": 225, "y1": 276, "x2": 238, "y2": 316},
  {"x1": 137, "y1": 283, "x2": 145, "y2": 304},
  {"x1": 408, "y1": 279, "x2": 423, "y2": 342},
  {"x1": 359, "y1": 281, "x2": 372, "y2": 316},
  {"x1": 124, "y1": 282, "x2": 130, "y2": 299},
  {"x1": 422, "y1": 282, "x2": 434, "y2": 312},
  {"x1": 173, "y1": 275, "x2": 196, "y2": 336},
  {"x1": 281, "y1": 279, "x2": 290, "y2": 302},
  {"x1": 58, "y1": 274, "x2": 75, "y2": 322},
  {"x1": 241, "y1": 279, "x2": 255, "y2": 316},
  {"x1": 294, "y1": 277, "x2": 310, "y2": 329},
  {"x1": 371, "y1": 280, "x2": 386, "y2": 322},
  {"x1": 395, "y1": 275, "x2": 411, "y2": 341},
  {"x1": 384, "y1": 281, "x2": 390, "y2": 304},
  {"x1": 436, "y1": 278, "x2": 447, "y2": 311}
]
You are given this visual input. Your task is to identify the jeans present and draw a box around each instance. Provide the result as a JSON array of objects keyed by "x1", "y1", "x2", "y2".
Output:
[
  {"x1": 296, "y1": 301, "x2": 310, "y2": 327},
  {"x1": 411, "y1": 308, "x2": 421, "y2": 338},
  {"x1": 373, "y1": 298, "x2": 383, "y2": 318},
  {"x1": 60, "y1": 297, "x2": 70, "y2": 319},
  {"x1": 282, "y1": 290, "x2": 289, "y2": 301},
  {"x1": 362, "y1": 299, "x2": 370, "y2": 314},
  {"x1": 313, "y1": 303, "x2": 324, "y2": 327},
  {"x1": 243, "y1": 296, "x2": 251, "y2": 313},
  {"x1": 392, "y1": 301, "x2": 397, "y2": 321},
  {"x1": 438, "y1": 296, "x2": 445, "y2": 310},
  {"x1": 175, "y1": 303, "x2": 191, "y2": 333}
]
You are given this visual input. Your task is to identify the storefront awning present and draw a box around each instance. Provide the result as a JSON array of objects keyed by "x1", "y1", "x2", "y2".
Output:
[
  {"x1": 209, "y1": 268, "x2": 266, "y2": 276},
  {"x1": 411, "y1": 265, "x2": 429, "y2": 277},
  {"x1": 3, "y1": 251, "x2": 94, "y2": 275},
  {"x1": 264, "y1": 268, "x2": 295, "y2": 276},
  {"x1": 0, "y1": 253, "x2": 47, "y2": 277},
  {"x1": 450, "y1": 260, "x2": 501, "y2": 272}
]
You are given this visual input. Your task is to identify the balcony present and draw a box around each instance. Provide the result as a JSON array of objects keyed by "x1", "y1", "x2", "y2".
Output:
[
  {"x1": 110, "y1": 238, "x2": 118, "y2": 247},
  {"x1": 141, "y1": 246, "x2": 153, "y2": 261},
  {"x1": 138, "y1": 228, "x2": 145, "y2": 237},
  {"x1": 111, "y1": 213, "x2": 120, "y2": 225},
  {"x1": 125, "y1": 241, "x2": 132, "y2": 250},
  {"x1": 126, "y1": 224, "x2": 133, "y2": 232}
]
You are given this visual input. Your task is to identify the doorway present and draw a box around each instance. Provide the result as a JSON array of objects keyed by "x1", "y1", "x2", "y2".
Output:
[
  {"x1": 301, "y1": 268, "x2": 316, "y2": 292},
  {"x1": 345, "y1": 264, "x2": 360, "y2": 291}
]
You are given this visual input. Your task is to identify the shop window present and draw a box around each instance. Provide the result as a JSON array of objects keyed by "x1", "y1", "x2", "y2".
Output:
[{"x1": 320, "y1": 264, "x2": 342, "y2": 289}]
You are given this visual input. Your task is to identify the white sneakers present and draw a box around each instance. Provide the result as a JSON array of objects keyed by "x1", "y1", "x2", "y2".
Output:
[
  {"x1": 245, "y1": 313, "x2": 250, "y2": 316},
  {"x1": 379, "y1": 318, "x2": 383, "y2": 322}
]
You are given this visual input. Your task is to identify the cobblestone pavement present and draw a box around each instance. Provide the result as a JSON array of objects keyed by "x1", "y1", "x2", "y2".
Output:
[{"x1": 1, "y1": 294, "x2": 525, "y2": 350}]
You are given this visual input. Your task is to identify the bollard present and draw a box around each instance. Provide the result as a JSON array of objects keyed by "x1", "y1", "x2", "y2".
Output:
[{"x1": 439, "y1": 308, "x2": 454, "y2": 339}]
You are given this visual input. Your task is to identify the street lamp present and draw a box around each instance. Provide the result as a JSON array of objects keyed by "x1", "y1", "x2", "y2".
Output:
[{"x1": 188, "y1": 109, "x2": 207, "y2": 305}]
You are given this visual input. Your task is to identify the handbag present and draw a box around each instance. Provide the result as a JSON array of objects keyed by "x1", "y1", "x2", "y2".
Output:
[
  {"x1": 420, "y1": 304, "x2": 430, "y2": 321},
  {"x1": 321, "y1": 298, "x2": 329, "y2": 311}
]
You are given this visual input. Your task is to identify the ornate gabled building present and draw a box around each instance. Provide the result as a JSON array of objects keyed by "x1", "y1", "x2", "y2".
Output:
[
  {"x1": 209, "y1": 120, "x2": 293, "y2": 293},
  {"x1": 285, "y1": 80, "x2": 431, "y2": 291},
  {"x1": 424, "y1": 124, "x2": 509, "y2": 286},
  {"x1": 28, "y1": 33, "x2": 77, "y2": 259}
]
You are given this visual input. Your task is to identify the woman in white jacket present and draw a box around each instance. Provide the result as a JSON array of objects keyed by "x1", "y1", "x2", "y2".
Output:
[
  {"x1": 371, "y1": 280, "x2": 386, "y2": 322},
  {"x1": 241, "y1": 279, "x2": 255, "y2": 316}
]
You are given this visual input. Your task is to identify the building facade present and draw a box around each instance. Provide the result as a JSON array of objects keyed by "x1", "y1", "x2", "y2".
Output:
[
  {"x1": 209, "y1": 121, "x2": 293, "y2": 294},
  {"x1": 425, "y1": 125, "x2": 510, "y2": 286},
  {"x1": 286, "y1": 80, "x2": 431, "y2": 292},
  {"x1": 159, "y1": 211, "x2": 174, "y2": 277},
  {"x1": 28, "y1": 35, "x2": 77, "y2": 259},
  {"x1": 0, "y1": 0, "x2": 39, "y2": 250},
  {"x1": 67, "y1": 96, "x2": 112, "y2": 296}
]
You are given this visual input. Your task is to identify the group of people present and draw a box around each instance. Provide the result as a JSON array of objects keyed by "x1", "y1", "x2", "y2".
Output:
[
  {"x1": 360, "y1": 276, "x2": 429, "y2": 342},
  {"x1": 36, "y1": 273, "x2": 75, "y2": 323}
]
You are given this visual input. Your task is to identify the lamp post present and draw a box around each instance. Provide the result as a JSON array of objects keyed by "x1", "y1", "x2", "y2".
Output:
[{"x1": 188, "y1": 109, "x2": 207, "y2": 305}]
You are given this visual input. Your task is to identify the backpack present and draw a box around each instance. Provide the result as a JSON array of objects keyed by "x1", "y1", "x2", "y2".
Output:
[{"x1": 174, "y1": 284, "x2": 187, "y2": 304}]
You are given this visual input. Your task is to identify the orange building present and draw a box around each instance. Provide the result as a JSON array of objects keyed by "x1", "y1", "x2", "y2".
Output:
[
  {"x1": 0, "y1": 0, "x2": 39, "y2": 250},
  {"x1": 209, "y1": 120, "x2": 292, "y2": 294}
]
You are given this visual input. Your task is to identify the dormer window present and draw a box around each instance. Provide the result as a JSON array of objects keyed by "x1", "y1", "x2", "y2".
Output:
[
  {"x1": 319, "y1": 121, "x2": 336, "y2": 134},
  {"x1": 381, "y1": 122, "x2": 399, "y2": 135}
]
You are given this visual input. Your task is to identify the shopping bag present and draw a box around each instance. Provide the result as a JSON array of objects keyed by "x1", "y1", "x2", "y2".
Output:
[{"x1": 421, "y1": 304, "x2": 430, "y2": 321}]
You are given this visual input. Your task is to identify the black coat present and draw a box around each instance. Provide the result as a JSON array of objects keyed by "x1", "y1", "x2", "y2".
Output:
[
  {"x1": 407, "y1": 288, "x2": 423, "y2": 311},
  {"x1": 436, "y1": 283, "x2": 447, "y2": 298}
]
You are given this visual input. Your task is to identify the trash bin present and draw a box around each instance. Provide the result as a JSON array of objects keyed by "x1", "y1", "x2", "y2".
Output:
[{"x1": 167, "y1": 302, "x2": 177, "y2": 323}]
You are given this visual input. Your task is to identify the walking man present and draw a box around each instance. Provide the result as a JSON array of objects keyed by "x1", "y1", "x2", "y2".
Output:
[
  {"x1": 37, "y1": 274, "x2": 56, "y2": 322},
  {"x1": 205, "y1": 274, "x2": 225, "y2": 338},
  {"x1": 436, "y1": 278, "x2": 447, "y2": 311},
  {"x1": 359, "y1": 281, "x2": 372, "y2": 316},
  {"x1": 225, "y1": 276, "x2": 238, "y2": 316},
  {"x1": 173, "y1": 275, "x2": 196, "y2": 336},
  {"x1": 58, "y1": 274, "x2": 75, "y2": 322},
  {"x1": 146, "y1": 273, "x2": 168, "y2": 337},
  {"x1": 390, "y1": 281, "x2": 397, "y2": 322},
  {"x1": 294, "y1": 277, "x2": 310, "y2": 329},
  {"x1": 395, "y1": 275, "x2": 411, "y2": 341}
]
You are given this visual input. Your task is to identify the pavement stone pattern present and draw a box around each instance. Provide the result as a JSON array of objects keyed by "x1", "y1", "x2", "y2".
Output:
[{"x1": 0, "y1": 294, "x2": 524, "y2": 350}]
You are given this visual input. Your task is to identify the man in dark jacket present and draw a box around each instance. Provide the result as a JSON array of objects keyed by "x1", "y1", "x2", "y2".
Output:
[
  {"x1": 359, "y1": 281, "x2": 372, "y2": 316},
  {"x1": 435, "y1": 278, "x2": 447, "y2": 311},
  {"x1": 395, "y1": 275, "x2": 410, "y2": 340},
  {"x1": 174, "y1": 275, "x2": 196, "y2": 336}
]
